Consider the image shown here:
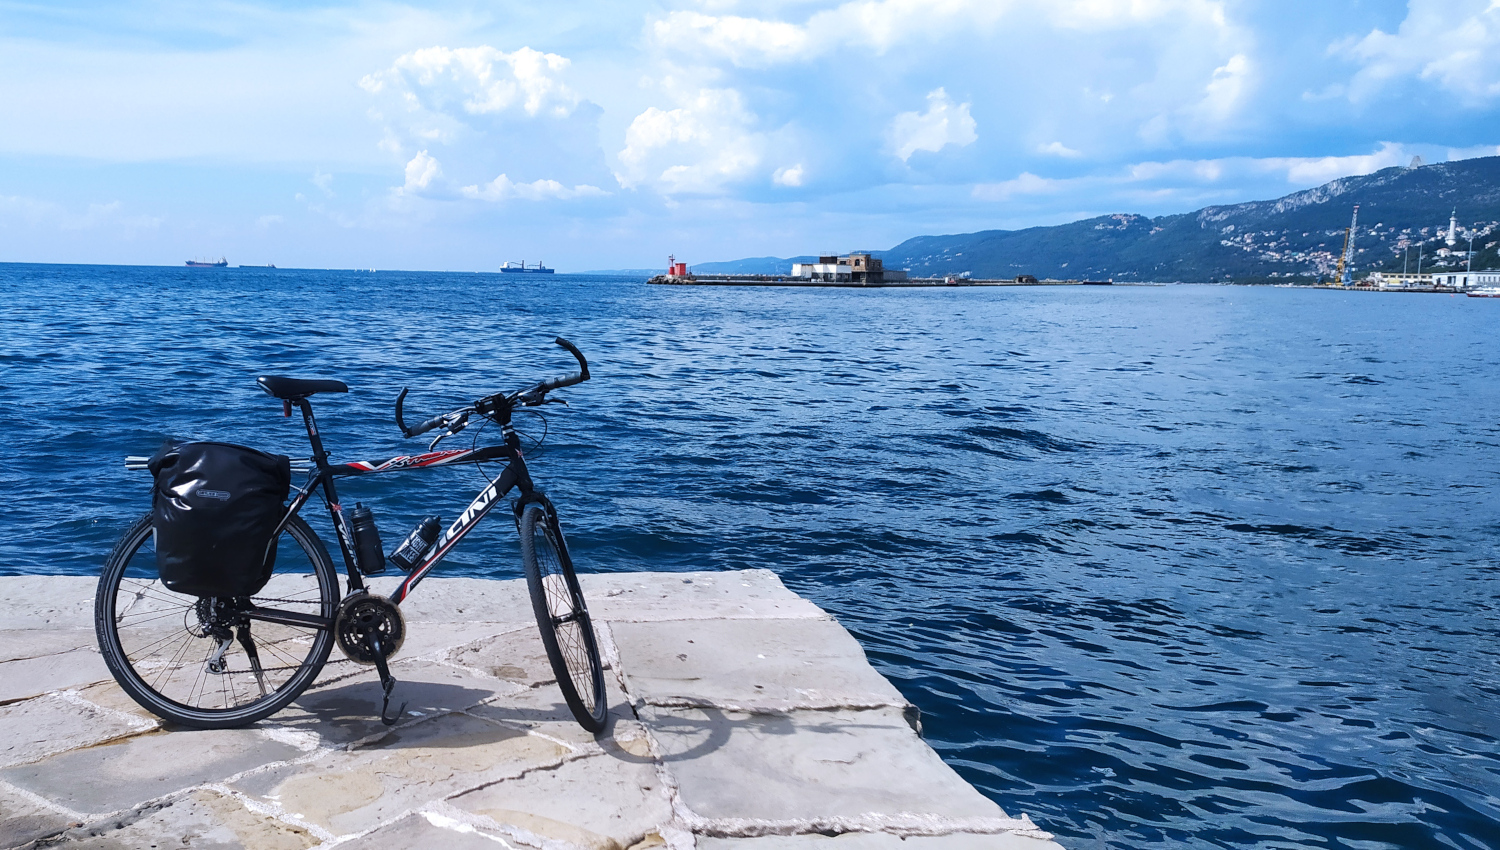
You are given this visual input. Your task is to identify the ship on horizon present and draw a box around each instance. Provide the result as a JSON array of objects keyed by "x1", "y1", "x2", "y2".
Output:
[
  {"x1": 186, "y1": 257, "x2": 228, "y2": 267},
  {"x1": 500, "y1": 261, "x2": 553, "y2": 274}
]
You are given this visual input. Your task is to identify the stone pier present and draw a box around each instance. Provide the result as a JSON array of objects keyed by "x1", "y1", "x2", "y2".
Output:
[{"x1": 0, "y1": 570, "x2": 1060, "y2": 849}]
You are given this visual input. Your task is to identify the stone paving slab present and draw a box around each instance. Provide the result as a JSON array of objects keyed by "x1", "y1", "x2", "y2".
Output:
[
  {"x1": 0, "y1": 727, "x2": 307, "y2": 816},
  {"x1": 0, "y1": 571, "x2": 1059, "y2": 849},
  {"x1": 0, "y1": 694, "x2": 151, "y2": 769},
  {"x1": 0, "y1": 577, "x2": 96, "y2": 630},
  {"x1": 612, "y1": 618, "x2": 907, "y2": 712},
  {"x1": 640, "y1": 705, "x2": 1013, "y2": 826},
  {"x1": 0, "y1": 649, "x2": 113, "y2": 708},
  {"x1": 0, "y1": 629, "x2": 95, "y2": 664},
  {"x1": 274, "y1": 658, "x2": 526, "y2": 747},
  {"x1": 43, "y1": 788, "x2": 319, "y2": 850},
  {"x1": 334, "y1": 811, "x2": 529, "y2": 850},
  {"x1": 444, "y1": 621, "x2": 576, "y2": 687},
  {"x1": 582, "y1": 570, "x2": 828, "y2": 623},
  {"x1": 699, "y1": 835, "x2": 1063, "y2": 849},
  {"x1": 0, "y1": 784, "x2": 78, "y2": 849},
  {"x1": 231, "y1": 711, "x2": 570, "y2": 835},
  {"x1": 362, "y1": 575, "x2": 537, "y2": 624},
  {"x1": 449, "y1": 749, "x2": 673, "y2": 849}
]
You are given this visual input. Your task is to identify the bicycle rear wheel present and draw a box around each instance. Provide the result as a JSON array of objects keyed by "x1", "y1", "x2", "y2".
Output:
[
  {"x1": 94, "y1": 512, "x2": 339, "y2": 729},
  {"x1": 519, "y1": 502, "x2": 607, "y2": 733}
]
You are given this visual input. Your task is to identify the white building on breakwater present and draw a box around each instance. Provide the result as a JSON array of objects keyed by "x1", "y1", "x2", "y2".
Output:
[{"x1": 790, "y1": 253, "x2": 908, "y2": 283}]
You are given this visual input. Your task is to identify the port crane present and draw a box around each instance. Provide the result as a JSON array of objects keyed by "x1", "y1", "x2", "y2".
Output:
[{"x1": 1335, "y1": 204, "x2": 1359, "y2": 286}]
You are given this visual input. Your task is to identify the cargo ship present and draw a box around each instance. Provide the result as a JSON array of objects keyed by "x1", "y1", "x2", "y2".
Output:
[
  {"x1": 500, "y1": 261, "x2": 553, "y2": 274},
  {"x1": 186, "y1": 258, "x2": 228, "y2": 267}
]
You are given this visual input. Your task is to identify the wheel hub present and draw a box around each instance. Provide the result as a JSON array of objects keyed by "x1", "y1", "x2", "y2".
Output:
[{"x1": 334, "y1": 593, "x2": 405, "y2": 665}]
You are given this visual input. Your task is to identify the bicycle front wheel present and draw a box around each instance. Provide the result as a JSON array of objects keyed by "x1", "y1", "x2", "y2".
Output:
[
  {"x1": 519, "y1": 502, "x2": 607, "y2": 733},
  {"x1": 94, "y1": 512, "x2": 339, "y2": 729}
]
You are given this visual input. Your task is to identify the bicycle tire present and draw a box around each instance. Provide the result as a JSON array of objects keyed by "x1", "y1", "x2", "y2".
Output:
[
  {"x1": 519, "y1": 503, "x2": 607, "y2": 732},
  {"x1": 94, "y1": 512, "x2": 339, "y2": 729}
]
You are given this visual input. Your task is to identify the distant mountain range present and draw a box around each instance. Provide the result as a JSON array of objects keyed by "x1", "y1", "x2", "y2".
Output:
[{"x1": 685, "y1": 156, "x2": 1500, "y2": 283}]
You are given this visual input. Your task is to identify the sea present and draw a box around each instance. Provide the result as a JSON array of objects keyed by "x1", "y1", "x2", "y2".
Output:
[{"x1": 2, "y1": 263, "x2": 1497, "y2": 849}]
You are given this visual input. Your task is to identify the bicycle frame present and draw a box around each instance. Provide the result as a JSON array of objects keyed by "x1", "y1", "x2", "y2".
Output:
[{"x1": 271, "y1": 395, "x2": 545, "y2": 607}]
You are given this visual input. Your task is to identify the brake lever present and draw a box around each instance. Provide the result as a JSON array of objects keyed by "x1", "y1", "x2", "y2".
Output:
[{"x1": 426, "y1": 412, "x2": 471, "y2": 451}]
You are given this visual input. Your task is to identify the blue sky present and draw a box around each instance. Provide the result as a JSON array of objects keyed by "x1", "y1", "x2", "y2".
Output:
[{"x1": 1, "y1": 0, "x2": 1498, "y2": 271}]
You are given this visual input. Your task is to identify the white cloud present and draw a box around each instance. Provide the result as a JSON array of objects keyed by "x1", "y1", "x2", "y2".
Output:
[
  {"x1": 361, "y1": 46, "x2": 580, "y2": 121},
  {"x1": 1447, "y1": 143, "x2": 1500, "y2": 161},
  {"x1": 616, "y1": 88, "x2": 766, "y2": 194},
  {"x1": 1198, "y1": 53, "x2": 1252, "y2": 120},
  {"x1": 1120, "y1": 144, "x2": 1413, "y2": 188},
  {"x1": 1038, "y1": 141, "x2": 1082, "y2": 158},
  {"x1": 1340, "y1": 0, "x2": 1500, "y2": 102},
  {"x1": 773, "y1": 164, "x2": 806, "y2": 186},
  {"x1": 363, "y1": 45, "x2": 616, "y2": 205},
  {"x1": 1272, "y1": 142, "x2": 1407, "y2": 185},
  {"x1": 891, "y1": 88, "x2": 977, "y2": 161},
  {"x1": 650, "y1": 11, "x2": 811, "y2": 66},
  {"x1": 401, "y1": 150, "x2": 442, "y2": 194},
  {"x1": 972, "y1": 172, "x2": 1059, "y2": 201},
  {"x1": 460, "y1": 175, "x2": 609, "y2": 201},
  {"x1": 973, "y1": 142, "x2": 1449, "y2": 207},
  {"x1": 652, "y1": 0, "x2": 1236, "y2": 65},
  {"x1": 311, "y1": 171, "x2": 334, "y2": 197}
]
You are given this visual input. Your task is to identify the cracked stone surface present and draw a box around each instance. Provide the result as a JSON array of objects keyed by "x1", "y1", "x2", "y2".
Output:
[
  {"x1": 44, "y1": 789, "x2": 319, "y2": 850},
  {"x1": 612, "y1": 618, "x2": 907, "y2": 711},
  {"x1": 641, "y1": 705, "x2": 1010, "y2": 824},
  {"x1": 0, "y1": 694, "x2": 150, "y2": 768},
  {"x1": 0, "y1": 648, "x2": 112, "y2": 705},
  {"x1": 0, "y1": 629, "x2": 95, "y2": 664},
  {"x1": 0, "y1": 783, "x2": 78, "y2": 848},
  {"x1": 0, "y1": 572, "x2": 1061, "y2": 849},
  {"x1": 334, "y1": 811, "x2": 525, "y2": 849},
  {"x1": 449, "y1": 748, "x2": 673, "y2": 849},
  {"x1": 0, "y1": 728, "x2": 306, "y2": 816},
  {"x1": 699, "y1": 836, "x2": 1063, "y2": 849},
  {"x1": 231, "y1": 711, "x2": 571, "y2": 835}
]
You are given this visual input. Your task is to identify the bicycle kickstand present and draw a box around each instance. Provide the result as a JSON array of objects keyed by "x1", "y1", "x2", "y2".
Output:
[{"x1": 364, "y1": 631, "x2": 407, "y2": 726}]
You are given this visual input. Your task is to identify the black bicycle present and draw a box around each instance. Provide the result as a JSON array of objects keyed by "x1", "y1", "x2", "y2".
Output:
[{"x1": 94, "y1": 337, "x2": 608, "y2": 732}]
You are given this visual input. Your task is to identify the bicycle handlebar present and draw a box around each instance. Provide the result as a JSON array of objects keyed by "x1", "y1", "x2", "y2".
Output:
[
  {"x1": 533, "y1": 336, "x2": 590, "y2": 393},
  {"x1": 395, "y1": 337, "x2": 590, "y2": 439}
]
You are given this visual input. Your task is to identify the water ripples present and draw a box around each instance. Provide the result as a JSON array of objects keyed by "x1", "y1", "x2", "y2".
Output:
[{"x1": 2, "y1": 264, "x2": 1498, "y2": 848}]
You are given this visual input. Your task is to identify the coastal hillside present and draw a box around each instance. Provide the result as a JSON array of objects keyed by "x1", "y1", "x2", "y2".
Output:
[{"x1": 702, "y1": 156, "x2": 1500, "y2": 282}]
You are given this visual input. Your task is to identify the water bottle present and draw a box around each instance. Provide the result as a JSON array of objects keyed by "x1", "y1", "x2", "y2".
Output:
[
  {"x1": 389, "y1": 516, "x2": 442, "y2": 573},
  {"x1": 350, "y1": 503, "x2": 385, "y2": 575}
]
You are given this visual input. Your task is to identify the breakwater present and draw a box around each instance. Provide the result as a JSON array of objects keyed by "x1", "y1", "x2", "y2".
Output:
[{"x1": 649, "y1": 274, "x2": 1114, "y2": 287}]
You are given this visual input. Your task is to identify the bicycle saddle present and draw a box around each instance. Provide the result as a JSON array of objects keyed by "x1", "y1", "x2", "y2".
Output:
[{"x1": 257, "y1": 376, "x2": 349, "y2": 399}]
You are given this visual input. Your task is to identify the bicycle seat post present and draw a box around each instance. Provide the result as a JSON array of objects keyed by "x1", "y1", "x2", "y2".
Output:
[{"x1": 292, "y1": 398, "x2": 331, "y2": 471}]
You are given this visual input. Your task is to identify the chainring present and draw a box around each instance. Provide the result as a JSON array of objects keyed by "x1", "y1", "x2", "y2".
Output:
[{"x1": 334, "y1": 593, "x2": 406, "y2": 665}]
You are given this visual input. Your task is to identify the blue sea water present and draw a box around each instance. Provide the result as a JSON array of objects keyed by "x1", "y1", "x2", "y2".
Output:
[{"x1": 2, "y1": 263, "x2": 1498, "y2": 848}]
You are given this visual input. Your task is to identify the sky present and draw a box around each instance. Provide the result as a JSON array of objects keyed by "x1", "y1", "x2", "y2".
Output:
[{"x1": 1, "y1": 0, "x2": 1499, "y2": 271}]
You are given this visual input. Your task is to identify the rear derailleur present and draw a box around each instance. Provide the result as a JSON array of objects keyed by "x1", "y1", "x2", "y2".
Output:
[
  {"x1": 192, "y1": 597, "x2": 271, "y2": 697},
  {"x1": 335, "y1": 592, "x2": 408, "y2": 725}
]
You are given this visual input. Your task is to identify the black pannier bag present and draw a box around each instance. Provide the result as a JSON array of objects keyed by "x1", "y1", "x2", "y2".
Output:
[{"x1": 149, "y1": 442, "x2": 292, "y2": 597}]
